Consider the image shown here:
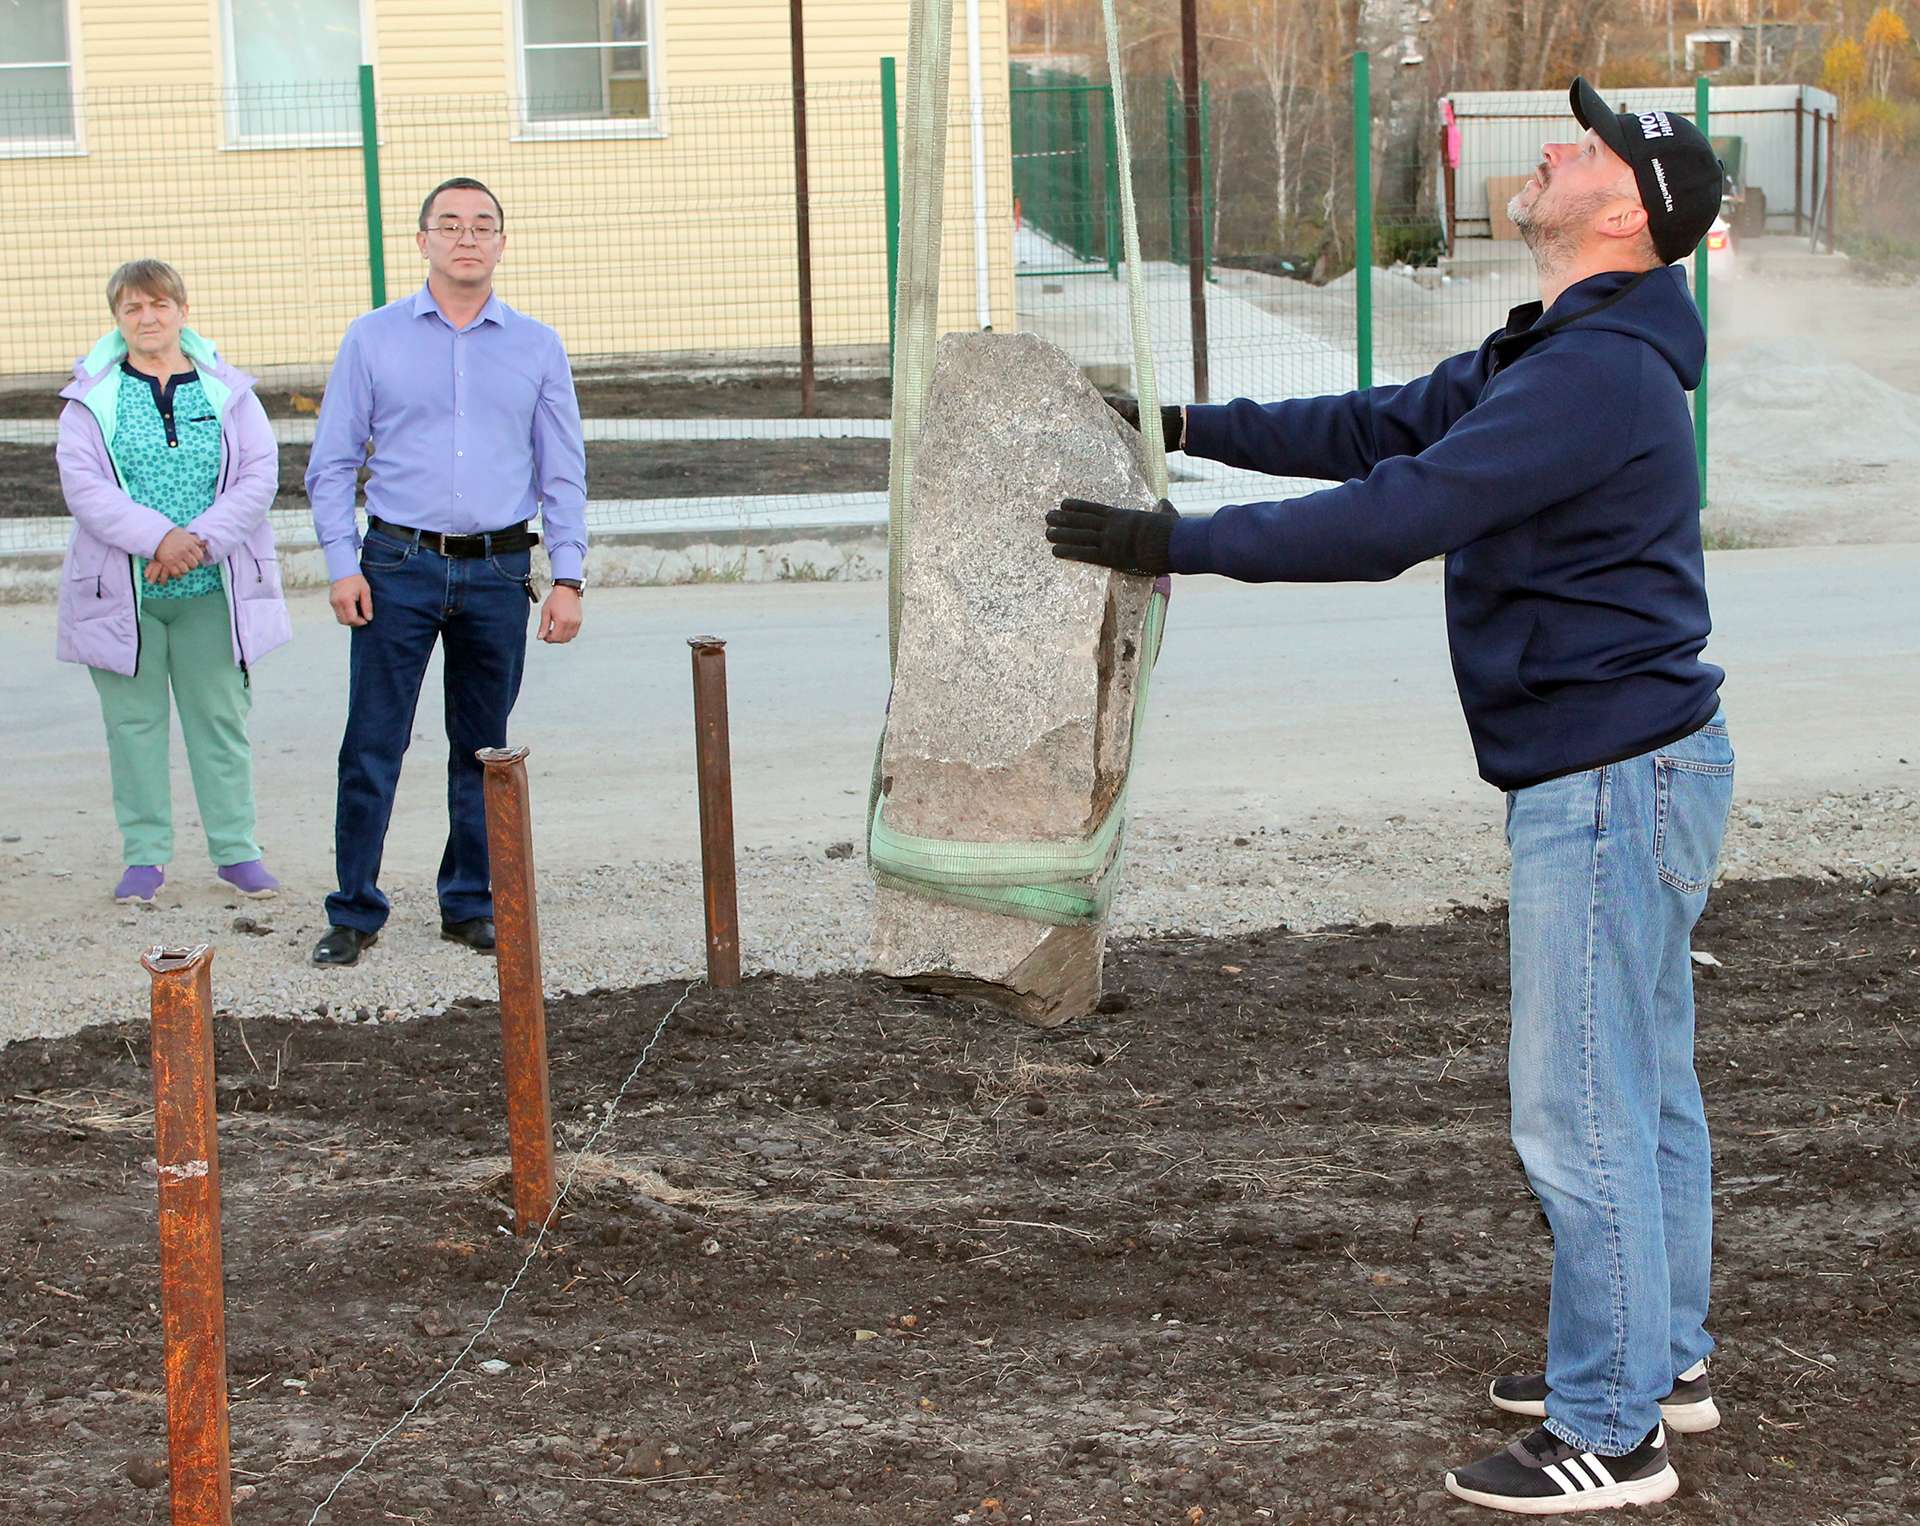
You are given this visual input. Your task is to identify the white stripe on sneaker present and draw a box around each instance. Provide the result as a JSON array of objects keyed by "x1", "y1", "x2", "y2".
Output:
[
  {"x1": 1579, "y1": 1452, "x2": 1616, "y2": 1487},
  {"x1": 1542, "y1": 1462, "x2": 1580, "y2": 1495}
]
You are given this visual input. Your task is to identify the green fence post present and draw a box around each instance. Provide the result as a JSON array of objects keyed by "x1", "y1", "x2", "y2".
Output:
[
  {"x1": 881, "y1": 56, "x2": 900, "y2": 377},
  {"x1": 1069, "y1": 87, "x2": 1093, "y2": 261},
  {"x1": 1102, "y1": 87, "x2": 1120, "y2": 280},
  {"x1": 357, "y1": 63, "x2": 385, "y2": 311},
  {"x1": 1693, "y1": 75, "x2": 1710, "y2": 510},
  {"x1": 1353, "y1": 51, "x2": 1372, "y2": 390}
]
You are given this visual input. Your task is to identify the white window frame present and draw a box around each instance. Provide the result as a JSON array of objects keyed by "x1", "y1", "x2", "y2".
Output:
[
  {"x1": 0, "y1": 0, "x2": 84, "y2": 158},
  {"x1": 512, "y1": 0, "x2": 666, "y2": 142},
  {"x1": 218, "y1": 0, "x2": 373, "y2": 151}
]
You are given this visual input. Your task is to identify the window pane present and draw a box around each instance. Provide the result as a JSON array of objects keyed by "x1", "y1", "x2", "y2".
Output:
[
  {"x1": 525, "y1": 46, "x2": 605, "y2": 120},
  {"x1": 228, "y1": 0, "x2": 363, "y2": 137},
  {"x1": 609, "y1": 0, "x2": 647, "y2": 45},
  {"x1": 525, "y1": 0, "x2": 602, "y2": 48},
  {"x1": 608, "y1": 47, "x2": 648, "y2": 119},
  {"x1": 0, "y1": 0, "x2": 70, "y2": 67},
  {"x1": 0, "y1": 63, "x2": 74, "y2": 141}
]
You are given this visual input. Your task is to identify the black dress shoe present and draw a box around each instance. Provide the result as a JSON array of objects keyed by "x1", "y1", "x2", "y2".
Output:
[
  {"x1": 312, "y1": 925, "x2": 378, "y2": 966},
  {"x1": 440, "y1": 917, "x2": 497, "y2": 953}
]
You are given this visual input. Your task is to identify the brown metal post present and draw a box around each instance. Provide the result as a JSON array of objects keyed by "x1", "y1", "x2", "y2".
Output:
[
  {"x1": 1180, "y1": 0, "x2": 1210, "y2": 403},
  {"x1": 1442, "y1": 127, "x2": 1457, "y2": 252},
  {"x1": 1793, "y1": 96, "x2": 1804, "y2": 235},
  {"x1": 477, "y1": 746, "x2": 557, "y2": 1235},
  {"x1": 1824, "y1": 111, "x2": 1836, "y2": 255},
  {"x1": 1808, "y1": 107, "x2": 1822, "y2": 254},
  {"x1": 688, "y1": 638, "x2": 741, "y2": 988},
  {"x1": 789, "y1": 0, "x2": 816, "y2": 417},
  {"x1": 142, "y1": 944, "x2": 232, "y2": 1526}
]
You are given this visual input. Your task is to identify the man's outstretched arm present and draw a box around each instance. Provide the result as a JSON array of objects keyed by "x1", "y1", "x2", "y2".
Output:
[
  {"x1": 1055, "y1": 351, "x2": 1626, "y2": 584},
  {"x1": 1178, "y1": 344, "x2": 1491, "y2": 484}
]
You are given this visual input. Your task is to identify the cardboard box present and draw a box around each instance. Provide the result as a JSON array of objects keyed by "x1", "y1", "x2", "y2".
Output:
[{"x1": 1487, "y1": 175, "x2": 1533, "y2": 240}]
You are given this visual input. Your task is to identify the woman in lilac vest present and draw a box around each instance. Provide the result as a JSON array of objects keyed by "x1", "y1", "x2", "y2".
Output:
[{"x1": 55, "y1": 259, "x2": 291, "y2": 904}]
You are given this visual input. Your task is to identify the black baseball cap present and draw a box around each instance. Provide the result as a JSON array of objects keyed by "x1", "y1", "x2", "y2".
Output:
[{"x1": 1569, "y1": 77, "x2": 1723, "y2": 265}]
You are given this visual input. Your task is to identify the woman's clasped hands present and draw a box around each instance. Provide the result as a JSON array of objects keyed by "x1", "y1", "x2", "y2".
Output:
[{"x1": 146, "y1": 526, "x2": 210, "y2": 585}]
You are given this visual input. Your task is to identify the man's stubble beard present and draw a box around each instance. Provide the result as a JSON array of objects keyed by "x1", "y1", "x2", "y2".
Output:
[{"x1": 1511, "y1": 186, "x2": 1607, "y2": 277}]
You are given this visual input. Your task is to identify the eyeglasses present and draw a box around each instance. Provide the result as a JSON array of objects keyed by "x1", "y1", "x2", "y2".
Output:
[{"x1": 427, "y1": 220, "x2": 502, "y2": 243}]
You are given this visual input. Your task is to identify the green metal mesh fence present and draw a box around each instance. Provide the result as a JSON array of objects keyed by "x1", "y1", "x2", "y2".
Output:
[
  {"x1": 0, "y1": 57, "x2": 1741, "y2": 565},
  {"x1": 0, "y1": 74, "x2": 1008, "y2": 562}
]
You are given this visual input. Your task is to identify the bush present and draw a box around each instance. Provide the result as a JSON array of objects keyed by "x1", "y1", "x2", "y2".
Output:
[{"x1": 1379, "y1": 217, "x2": 1446, "y2": 267}]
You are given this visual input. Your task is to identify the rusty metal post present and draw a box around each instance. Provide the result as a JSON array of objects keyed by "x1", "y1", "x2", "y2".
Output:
[
  {"x1": 142, "y1": 944, "x2": 232, "y2": 1526},
  {"x1": 688, "y1": 638, "x2": 741, "y2": 988},
  {"x1": 477, "y1": 746, "x2": 557, "y2": 1235},
  {"x1": 1823, "y1": 110, "x2": 1836, "y2": 255},
  {"x1": 1808, "y1": 107, "x2": 1822, "y2": 254},
  {"x1": 789, "y1": 0, "x2": 816, "y2": 417},
  {"x1": 1793, "y1": 95, "x2": 1804, "y2": 235},
  {"x1": 1180, "y1": 0, "x2": 1210, "y2": 403}
]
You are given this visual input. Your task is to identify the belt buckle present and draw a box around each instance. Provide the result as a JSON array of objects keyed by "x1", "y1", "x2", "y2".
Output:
[{"x1": 443, "y1": 531, "x2": 485, "y2": 556}]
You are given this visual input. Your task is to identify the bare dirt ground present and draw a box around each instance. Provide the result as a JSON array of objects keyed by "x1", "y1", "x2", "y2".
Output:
[
  {"x1": 1, "y1": 373, "x2": 896, "y2": 423},
  {"x1": 2, "y1": 874, "x2": 1913, "y2": 1525},
  {"x1": 0, "y1": 437, "x2": 891, "y2": 519},
  {"x1": 1711, "y1": 257, "x2": 1920, "y2": 396},
  {"x1": 0, "y1": 372, "x2": 895, "y2": 519}
]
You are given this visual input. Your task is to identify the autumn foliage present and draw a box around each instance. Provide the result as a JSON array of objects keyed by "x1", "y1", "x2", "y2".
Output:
[{"x1": 1010, "y1": 0, "x2": 1920, "y2": 267}]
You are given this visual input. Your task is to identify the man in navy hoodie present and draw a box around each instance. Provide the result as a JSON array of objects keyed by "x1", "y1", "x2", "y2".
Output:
[{"x1": 1050, "y1": 80, "x2": 1734, "y2": 1514}]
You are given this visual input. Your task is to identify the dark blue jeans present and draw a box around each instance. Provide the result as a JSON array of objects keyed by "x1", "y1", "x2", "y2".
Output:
[{"x1": 326, "y1": 527, "x2": 533, "y2": 933}]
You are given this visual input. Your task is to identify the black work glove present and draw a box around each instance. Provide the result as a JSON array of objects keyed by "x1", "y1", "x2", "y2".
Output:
[
  {"x1": 1046, "y1": 497, "x2": 1179, "y2": 576},
  {"x1": 1105, "y1": 397, "x2": 1186, "y2": 452}
]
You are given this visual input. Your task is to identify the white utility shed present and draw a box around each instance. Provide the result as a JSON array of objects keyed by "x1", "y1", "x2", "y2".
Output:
[{"x1": 1438, "y1": 84, "x2": 1840, "y2": 244}]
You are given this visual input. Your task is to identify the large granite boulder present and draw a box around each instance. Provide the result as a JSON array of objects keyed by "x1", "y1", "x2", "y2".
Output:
[{"x1": 867, "y1": 331, "x2": 1162, "y2": 1024}]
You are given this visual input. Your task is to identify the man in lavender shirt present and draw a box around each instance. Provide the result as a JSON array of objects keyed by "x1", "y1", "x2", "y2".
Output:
[{"x1": 305, "y1": 176, "x2": 587, "y2": 967}]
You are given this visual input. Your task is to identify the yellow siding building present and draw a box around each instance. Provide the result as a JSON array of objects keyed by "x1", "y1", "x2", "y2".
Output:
[{"x1": 2, "y1": 0, "x2": 1015, "y2": 378}]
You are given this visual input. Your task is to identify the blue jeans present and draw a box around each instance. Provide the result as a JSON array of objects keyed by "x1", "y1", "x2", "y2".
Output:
[
  {"x1": 326, "y1": 527, "x2": 533, "y2": 932},
  {"x1": 1506, "y1": 710, "x2": 1733, "y2": 1455}
]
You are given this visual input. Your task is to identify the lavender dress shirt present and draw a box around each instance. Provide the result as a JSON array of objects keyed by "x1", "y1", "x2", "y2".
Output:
[{"x1": 306, "y1": 285, "x2": 588, "y2": 583}]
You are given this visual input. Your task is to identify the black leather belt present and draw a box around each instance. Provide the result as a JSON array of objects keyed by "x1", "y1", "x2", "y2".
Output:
[{"x1": 368, "y1": 516, "x2": 540, "y2": 558}]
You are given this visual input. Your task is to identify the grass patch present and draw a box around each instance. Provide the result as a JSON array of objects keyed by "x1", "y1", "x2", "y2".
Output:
[
  {"x1": 775, "y1": 557, "x2": 845, "y2": 583},
  {"x1": 675, "y1": 554, "x2": 749, "y2": 585}
]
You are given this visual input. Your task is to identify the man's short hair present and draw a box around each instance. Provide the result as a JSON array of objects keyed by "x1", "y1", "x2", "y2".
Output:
[
  {"x1": 107, "y1": 258, "x2": 187, "y2": 314},
  {"x1": 419, "y1": 177, "x2": 505, "y2": 231}
]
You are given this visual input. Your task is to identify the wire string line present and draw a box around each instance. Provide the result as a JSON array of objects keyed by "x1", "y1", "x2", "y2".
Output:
[{"x1": 303, "y1": 978, "x2": 701, "y2": 1523}]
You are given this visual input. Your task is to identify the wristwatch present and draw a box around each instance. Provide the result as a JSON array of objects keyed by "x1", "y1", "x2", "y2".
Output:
[{"x1": 552, "y1": 578, "x2": 583, "y2": 594}]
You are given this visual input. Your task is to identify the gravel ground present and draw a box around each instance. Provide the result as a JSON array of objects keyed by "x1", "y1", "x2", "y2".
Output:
[{"x1": 4, "y1": 787, "x2": 1910, "y2": 1041}]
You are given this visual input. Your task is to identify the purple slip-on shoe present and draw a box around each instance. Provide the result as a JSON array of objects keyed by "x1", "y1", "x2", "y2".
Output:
[
  {"x1": 216, "y1": 860, "x2": 282, "y2": 898},
  {"x1": 114, "y1": 865, "x2": 165, "y2": 904}
]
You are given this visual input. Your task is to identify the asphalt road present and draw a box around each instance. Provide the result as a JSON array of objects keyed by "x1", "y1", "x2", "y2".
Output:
[{"x1": 2, "y1": 545, "x2": 1910, "y2": 888}]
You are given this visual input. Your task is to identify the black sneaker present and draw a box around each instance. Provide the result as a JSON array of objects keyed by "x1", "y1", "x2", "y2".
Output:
[
  {"x1": 1490, "y1": 1361, "x2": 1720, "y2": 1434},
  {"x1": 1446, "y1": 1423, "x2": 1678, "y2": 1514}
]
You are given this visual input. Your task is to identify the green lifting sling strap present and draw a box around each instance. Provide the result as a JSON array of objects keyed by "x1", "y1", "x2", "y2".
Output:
[{"x1": 867, "y1": 0, "x2": 1170, "y2": 928}]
